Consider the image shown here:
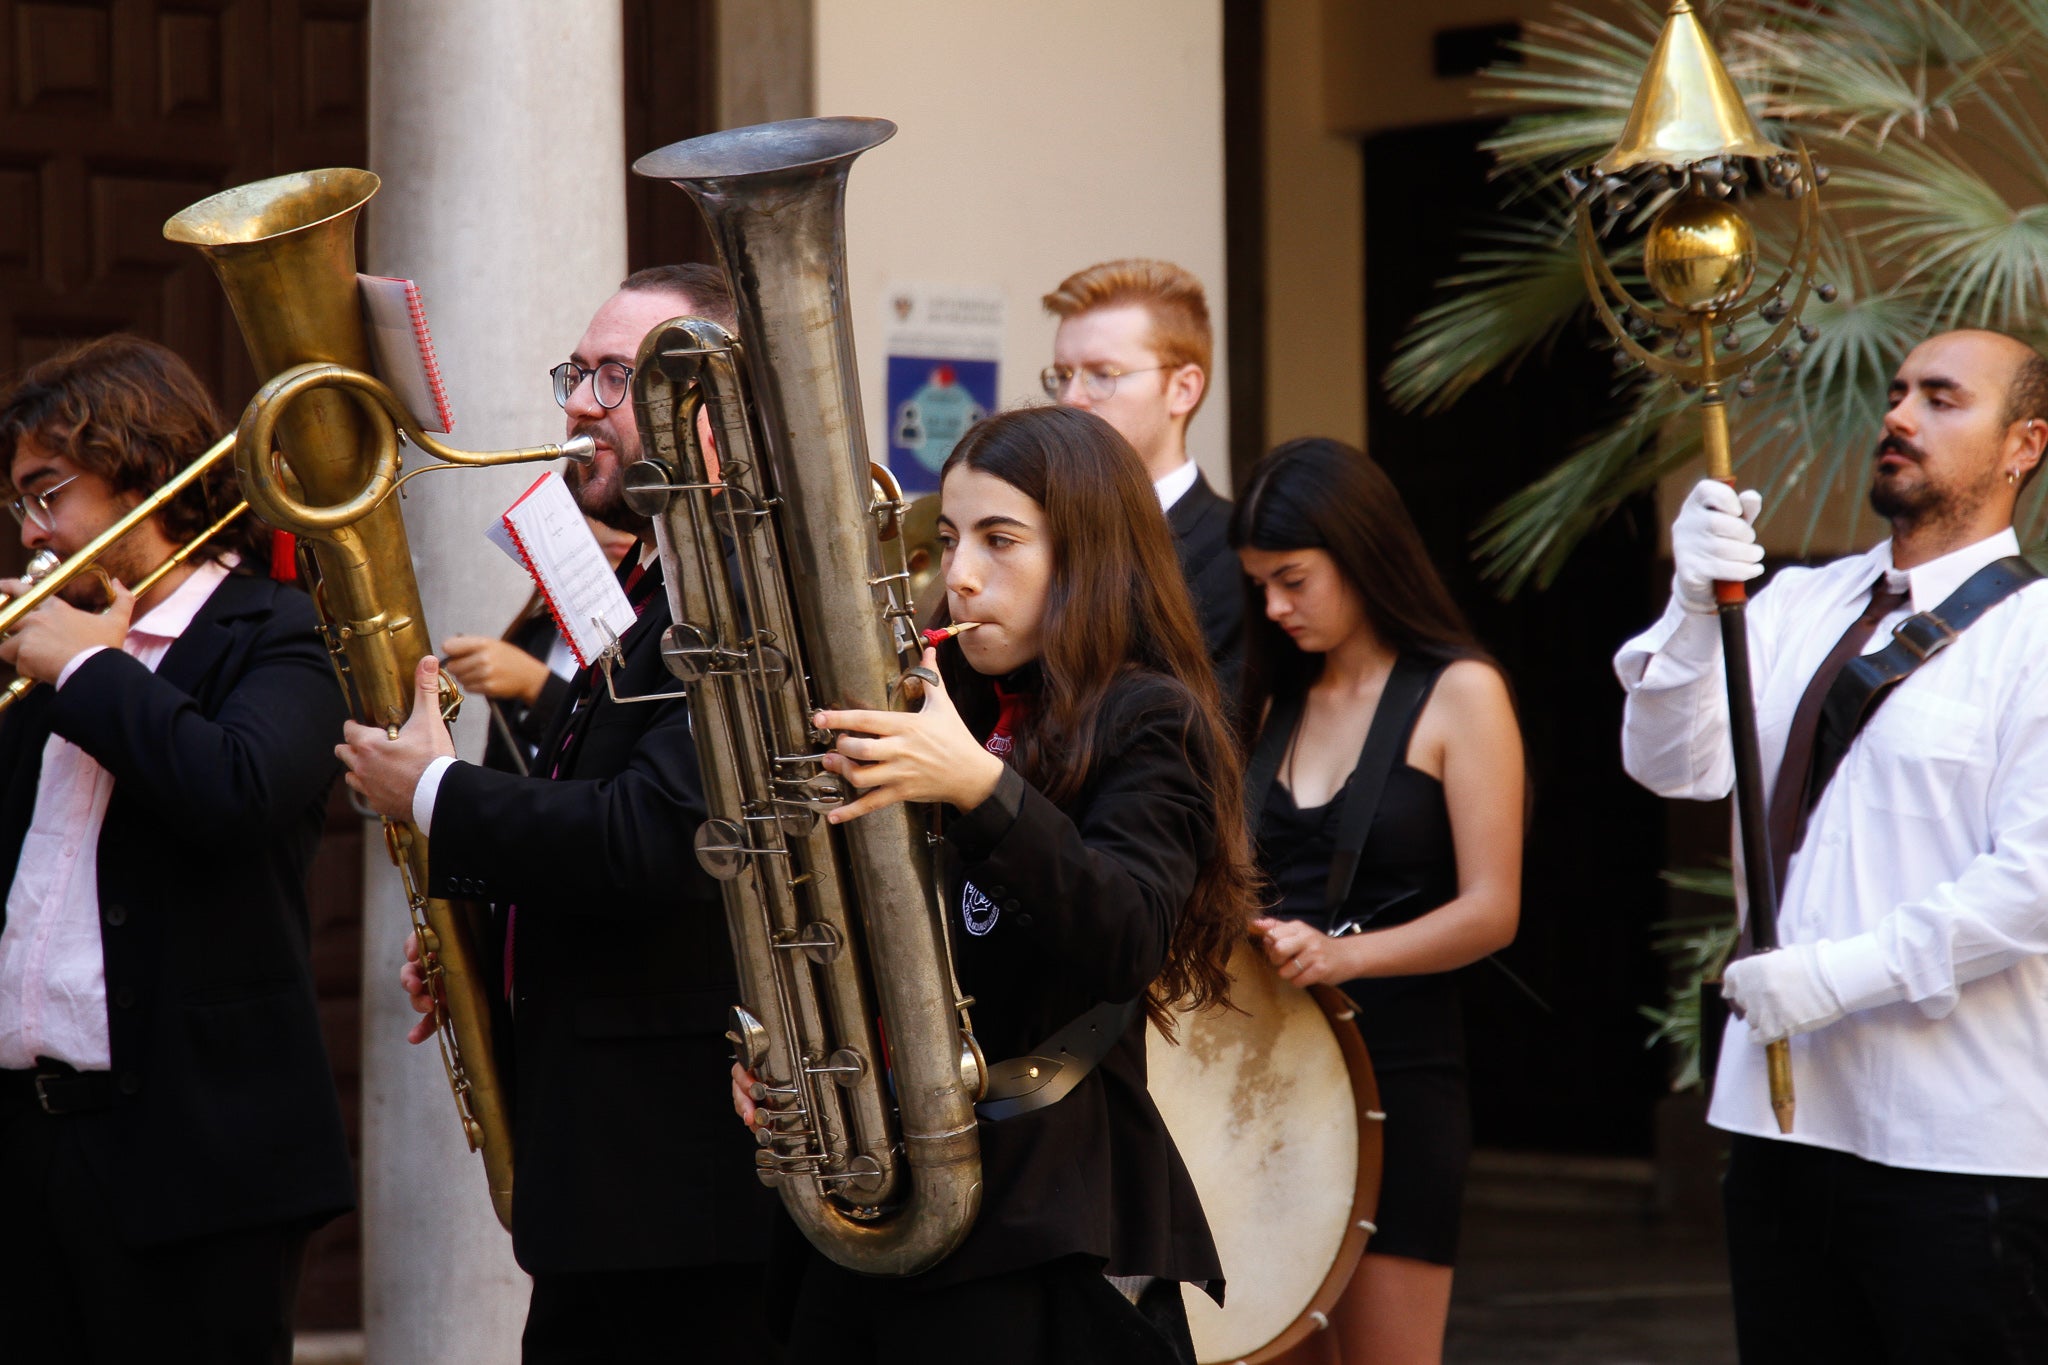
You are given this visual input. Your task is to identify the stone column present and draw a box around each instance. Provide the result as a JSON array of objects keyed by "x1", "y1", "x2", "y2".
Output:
[{"x1": 359, "y1": 3, "x2": 626, "y2": 1360}]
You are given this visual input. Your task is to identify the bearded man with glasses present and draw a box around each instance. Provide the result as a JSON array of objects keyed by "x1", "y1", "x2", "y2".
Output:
[
  {"x1": 337, "y1": 265, "x2": 781, "y2": 1362},
  {"x1": 1043, "y1": 259, "x2": 1244, "y2": 700}
]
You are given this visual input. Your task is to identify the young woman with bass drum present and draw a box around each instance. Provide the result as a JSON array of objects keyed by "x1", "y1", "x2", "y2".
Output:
[
  {"x1": 1233, "y1": 438, "x2": 1524, "y2": 1365},
  {"x1": 733, "y1": 405, "x2": 1259, "y2": 1364}
]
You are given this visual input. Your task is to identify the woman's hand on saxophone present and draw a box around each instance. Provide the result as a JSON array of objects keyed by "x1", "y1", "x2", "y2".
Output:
[
  {"x1": 814, "y1": 646, "x2": 1004, "y2": 822},
  {"x1": 337, "y1": 655, "x2": 457, "y2": 819},
  {"x1": 399, "y1": 930, "x2": 439, "y2": 1045}
]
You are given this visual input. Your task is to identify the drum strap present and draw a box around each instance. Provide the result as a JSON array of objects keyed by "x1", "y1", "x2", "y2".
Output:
[
  {"x1": 975, "y1": 998, "x2": 1141, "y2": 1122},
  {"x1": 1245, "y1": 653, "x2": 1440, "y2": 921}
]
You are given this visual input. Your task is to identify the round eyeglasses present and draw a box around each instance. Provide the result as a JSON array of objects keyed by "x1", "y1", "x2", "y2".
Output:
[
  {"x1": 1039, "y1": 362, "x2": 1170, "y2": 402},
  {"x1": 6, "y1": 472, "x2": 81, "y2": 532},
  {"x1": 550, "y1": 360, "x2": 635, "y2": 411}
]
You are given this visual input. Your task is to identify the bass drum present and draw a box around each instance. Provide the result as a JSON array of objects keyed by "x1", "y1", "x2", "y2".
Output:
[{"x1": 1147, "y1": 941, "x2": 1383, "y2": 1364}]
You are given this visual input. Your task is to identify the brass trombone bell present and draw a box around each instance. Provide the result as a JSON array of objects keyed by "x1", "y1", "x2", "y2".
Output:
[
  {"x1": 1595, "y1": 0, "x2": 1787, "y2": 174},
  {"x1": 0, "y1": 550, "x2": 62, "y2": 608},
  {"x1": 1644, "y1": 197, "x2": 1758, "y2": 313}
]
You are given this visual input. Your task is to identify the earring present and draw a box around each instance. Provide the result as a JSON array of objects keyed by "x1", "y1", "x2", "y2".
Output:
[{"x1": 2010, "y1": 469, "x2": 2021, "y2": 487}]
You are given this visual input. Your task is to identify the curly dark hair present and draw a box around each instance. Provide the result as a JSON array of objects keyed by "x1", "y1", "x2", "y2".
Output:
[{"x1": 0, "y1": 335, "x2": 268, "y2": 569}]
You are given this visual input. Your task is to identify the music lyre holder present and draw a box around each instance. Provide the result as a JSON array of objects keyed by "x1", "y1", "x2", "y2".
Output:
[{"x1": 1572, "y1": 0, "x2": 1840, "y2": 1133}]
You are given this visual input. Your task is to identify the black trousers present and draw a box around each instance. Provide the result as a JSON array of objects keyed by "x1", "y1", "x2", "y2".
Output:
[
  {"x1": 1724, "y1": 1134, "x2": 2048, "y2": 1364},
  {"x1": 783, "y1": 1248, "x2": 1195, "y2": 1365},
  {"x1": 0, "y1": 1076, "x2": 309, "y2": 1365},
  {"x1": 523, "y1": 1259, "x2": 776, "y2": 1364}
]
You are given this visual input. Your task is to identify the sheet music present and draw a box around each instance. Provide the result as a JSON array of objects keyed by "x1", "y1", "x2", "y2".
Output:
[{"x1": 495, "y1": 471, "x2": 635, "y2": 668}]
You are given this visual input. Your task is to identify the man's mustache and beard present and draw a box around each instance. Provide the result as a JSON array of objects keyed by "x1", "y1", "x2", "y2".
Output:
[
  {"x1": 564, "y1": 419, "x2": 654, "y2": 537},
  {"x1": 1869, "y1": 432, "x2": 1935, "y2": 521},
  {"x1": 1869, "y1": 429, "x2": 2002, "y2": 540}
]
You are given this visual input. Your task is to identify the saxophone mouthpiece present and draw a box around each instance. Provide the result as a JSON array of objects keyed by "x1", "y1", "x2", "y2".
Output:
[{"x1": 920, "y1": 621, "x2": 982, "y2": 648}]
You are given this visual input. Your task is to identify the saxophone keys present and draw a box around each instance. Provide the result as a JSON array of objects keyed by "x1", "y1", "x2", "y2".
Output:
[
  {"x1": 693, "y1": 818, "x2": 751, "y2": 880},
  {"x1": 726, "y1": 1006, "x2": 770, "y2": 1071},
  {"x1": 805, "y1": 1048, "x2": 869, "y2": 1086},
  {"x1": 769, "y1": 922, "x2": 843, "y2": 964}
]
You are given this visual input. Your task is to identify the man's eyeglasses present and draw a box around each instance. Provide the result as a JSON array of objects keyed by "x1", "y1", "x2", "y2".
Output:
[
  {"x1": 550, "y1": 360, "x2": 635, "y2": 411},
  {"x1": 1040, "y1": 363, "x2": 1170, "y2": 402},
  {"x1": 6, "y1": 473, "x2": 81, "y2": 532}
]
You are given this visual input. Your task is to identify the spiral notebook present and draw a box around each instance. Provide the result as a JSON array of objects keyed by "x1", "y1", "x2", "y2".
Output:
[
  {"x1": 359, "y1": 274, "x2": 454, "y2": 434},
  {"x1": 489, "y1": 472, "x2": 635, "y2": 668}
]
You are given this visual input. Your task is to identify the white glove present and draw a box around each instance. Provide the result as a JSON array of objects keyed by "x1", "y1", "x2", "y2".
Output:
[
  {"x1": 1722, "y1": 943, "x2": 1845, "y2": 1043},
  {"x1": 1672, "y1": 479, "x2": 1764, "y2": 613}
]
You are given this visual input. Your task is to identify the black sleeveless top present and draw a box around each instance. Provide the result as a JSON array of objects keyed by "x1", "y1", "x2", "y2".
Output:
[{"x1": 1255, "y1": 663, "x2": 1465, "y2": 1070}]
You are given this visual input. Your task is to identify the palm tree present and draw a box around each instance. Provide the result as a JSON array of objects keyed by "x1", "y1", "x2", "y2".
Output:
[{"x1": 1389, "y1": 0, "x2": 2048, "y2": 598}]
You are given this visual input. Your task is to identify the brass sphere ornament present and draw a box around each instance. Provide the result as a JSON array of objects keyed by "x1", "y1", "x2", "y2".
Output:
[{"x1": 1644, "y1": 197, "x2": 1757, "y2": 314}]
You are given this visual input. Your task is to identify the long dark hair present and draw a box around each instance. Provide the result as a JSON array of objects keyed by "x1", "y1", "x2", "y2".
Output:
[
  {"x1": 1229, "y1": 437, "x2": 1493, "y2": 724},
  {"x1": 934, "y1": 405, "x2": 1255, "y2": 1024}
]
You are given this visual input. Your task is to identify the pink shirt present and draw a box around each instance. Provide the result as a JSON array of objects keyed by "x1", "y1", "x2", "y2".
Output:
[{"x1": 0, "y1": 560, "x2": 232, "y2": 1070}]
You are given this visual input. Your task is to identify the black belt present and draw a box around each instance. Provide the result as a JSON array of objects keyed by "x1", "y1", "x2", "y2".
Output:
[{"x1": 1, "y1": 1060, "x2": 116, "y2": 1115}]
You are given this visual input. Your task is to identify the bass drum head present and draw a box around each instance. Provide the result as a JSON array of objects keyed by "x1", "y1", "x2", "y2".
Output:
[{"x1": 1147, "y1": 942, "x2": 1381, "y2": 1364}]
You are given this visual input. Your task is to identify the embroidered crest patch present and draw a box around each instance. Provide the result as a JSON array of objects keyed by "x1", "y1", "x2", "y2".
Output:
[{"x1": 961, "y1": 879, "x2": 1000, "y2": 937}]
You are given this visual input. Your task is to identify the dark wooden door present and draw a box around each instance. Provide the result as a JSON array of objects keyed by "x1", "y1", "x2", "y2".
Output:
[
  {"x1": 623, "y1": 0, "x2": 717, "y2": 273},
  {"x1": 0, "y1": 0, "x2": 370, "y2": 1328},
  {"x1": 1363, "y1": 119, "x2": 1670, "y2": 1156}
]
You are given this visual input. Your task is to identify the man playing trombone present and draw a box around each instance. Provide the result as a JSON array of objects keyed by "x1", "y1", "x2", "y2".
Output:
[{"x1": 0, "y1": 335, "x2": 354, "y2": 1364}]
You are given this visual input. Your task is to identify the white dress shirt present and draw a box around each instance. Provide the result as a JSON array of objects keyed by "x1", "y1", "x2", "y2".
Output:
[
  {"x1": 1153, "y1": 458, "x2": 1199, "y2": 513},
  {"x1": 0, "y1": 559, "x2": 233, "y2": 1071},
  {"x1": 1617, "y1": 527, "x2": 2048, "y2": 1175},
  {"x1": 412, "y1": 543, "x2": 658, "y2": 834}
]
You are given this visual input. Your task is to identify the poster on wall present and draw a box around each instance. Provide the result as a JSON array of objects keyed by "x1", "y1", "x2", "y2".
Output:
[{"x1": 882, "y1": 283, "x2": 1003, "y2": 493}]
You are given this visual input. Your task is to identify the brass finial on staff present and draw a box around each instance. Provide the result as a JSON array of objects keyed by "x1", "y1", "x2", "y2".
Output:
[{"x1": 1571, "y1": 0, "x2": 1836, "y2": 1134}]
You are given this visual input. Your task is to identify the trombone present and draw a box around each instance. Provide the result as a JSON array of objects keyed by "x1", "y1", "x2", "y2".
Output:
[{"x1": 0, "y1": 434, "x2": 248, "y2": 716}]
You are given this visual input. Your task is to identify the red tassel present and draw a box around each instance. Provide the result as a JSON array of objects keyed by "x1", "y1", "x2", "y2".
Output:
[{"x1": 270, "y1": 530, "x2": 297, "y2": 582}]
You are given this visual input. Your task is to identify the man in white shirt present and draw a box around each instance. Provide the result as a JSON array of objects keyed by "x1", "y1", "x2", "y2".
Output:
[
  {"x1": 1615, "y1": 329, "x2": 2048, "y2": 1359},
  {"x1": 0, "y1": 335, "x2": 351, "y2": 1364},
  {"x1": 1042, "y1": 259, "x2": 1244, "y2": 697}
]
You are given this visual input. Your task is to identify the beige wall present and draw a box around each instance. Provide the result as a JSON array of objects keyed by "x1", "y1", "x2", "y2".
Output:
[
  {"x1": 1321, "y1": 0, "x2": 1548, "y2": 136},
  {"x1": 813, "y1": 0, "x2": 1231, "y2": 488},
  {"x1": 1262, "y1": 1, "x2": 1558, "y2": 458},
  {"x1": 1263, "y1": 0, "x2": 1365, "y2": 452}
]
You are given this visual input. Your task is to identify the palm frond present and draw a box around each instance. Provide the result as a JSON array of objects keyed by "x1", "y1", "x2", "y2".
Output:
[
  {"x1": 1747, "y1": 0, "x2": 1993, "y2": 64},
  {"x1": 1384, "y1": 216, "x2": 1592, "y2": 415},
  {"x1": 1733, "y1": 26, "x2": 1962, "y2": 146},
  {"x1": 1471, "y1": 387, "x2": 1696, "y2": 595},
  {"x1": 1477, "y1": 6, "x2": 1666, "y2": 172},
  {"x1": 1392, "y1": 0, "x2": 2048, "y2": 594},
  {"x1": 1727, "y1": 230, "x2": 1932, "y2": 550},
  {"x1": 1833, "y1": 141, "x2": 2048, "y2": 327}
]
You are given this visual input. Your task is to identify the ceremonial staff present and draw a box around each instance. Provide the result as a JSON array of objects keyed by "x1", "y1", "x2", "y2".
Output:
[{"x1": 1570, "y1": 0, "x2": 1834, "y2": 1132}]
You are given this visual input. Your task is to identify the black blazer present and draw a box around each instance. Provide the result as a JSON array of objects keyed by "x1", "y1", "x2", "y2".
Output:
[
  {"x1": 1168, "y1": 471, "x2": 1244, "y2": 702},
  {"x1": 0, "y1": 572, "x2": 354, "y2": 1247},
  {"x1": 927, "y1": 672, "x2": 1223, "y2": 1295},
  {"x1": 426, "y1": 559, "x2": 775, "y2": 1276}
]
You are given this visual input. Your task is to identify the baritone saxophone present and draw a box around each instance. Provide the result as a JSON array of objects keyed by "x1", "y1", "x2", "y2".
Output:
[{"x1": 621, "y1": 118, "x2": 984, "y2": 1277}]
